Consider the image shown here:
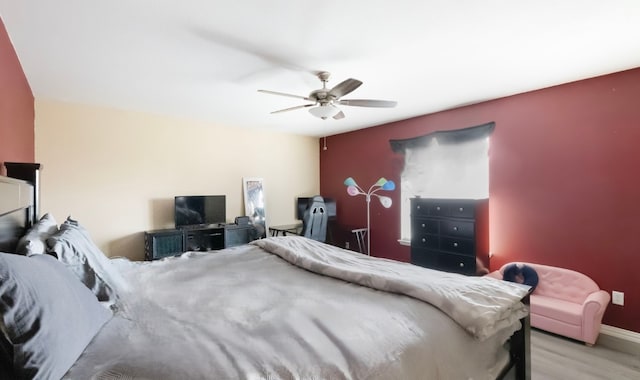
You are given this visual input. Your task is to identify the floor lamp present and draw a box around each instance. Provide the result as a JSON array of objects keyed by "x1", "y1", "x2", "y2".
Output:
[{"x1": 343, "y1": 177, "x2": 395, "y2": 255}]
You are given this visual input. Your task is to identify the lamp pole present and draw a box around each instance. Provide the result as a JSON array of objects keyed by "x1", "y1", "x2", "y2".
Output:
[{"x1": 366, "y1": 193, "x2": 371, "y2": 255}]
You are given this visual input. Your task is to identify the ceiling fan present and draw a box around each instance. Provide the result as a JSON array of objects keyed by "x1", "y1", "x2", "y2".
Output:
[{"x1": 258, "y1": 71, "x2": 397, "y2": 120}]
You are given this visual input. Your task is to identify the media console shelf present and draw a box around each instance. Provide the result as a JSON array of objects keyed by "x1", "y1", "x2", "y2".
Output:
[{"x1": 144, "y1": 224, "x2": 257, "y2": 260}]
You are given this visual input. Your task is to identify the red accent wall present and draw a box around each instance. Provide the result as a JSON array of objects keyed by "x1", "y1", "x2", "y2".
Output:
[
  {"x1": 0, "y1": 17, "x2": 34, "y2": 175},
  {"x1": 321, "y1": 67, "x2": 640, "y2": 333}
]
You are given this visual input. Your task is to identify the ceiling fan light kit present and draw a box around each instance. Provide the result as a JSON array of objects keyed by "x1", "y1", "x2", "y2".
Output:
[
  {"x1": 258, "y1": 71, "x2": 397, "y2": 120},
  {"x1": 309, "y1": 104, "x2": 340, "y2": 119}
]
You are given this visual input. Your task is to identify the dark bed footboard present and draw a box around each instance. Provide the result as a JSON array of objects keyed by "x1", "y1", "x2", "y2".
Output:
[{"x1": 497, "y1": 294, "x2": 531, "y2": 380}]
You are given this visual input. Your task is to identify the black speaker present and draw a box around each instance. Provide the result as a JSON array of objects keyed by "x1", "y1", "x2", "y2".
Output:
[{"x1": 235, "y1": 216, "x2": 250, "y2": 225}]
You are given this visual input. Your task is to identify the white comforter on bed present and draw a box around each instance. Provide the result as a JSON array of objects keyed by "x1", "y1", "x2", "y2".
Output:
[
  {"x1": 253, "y1": 237, "x2": 529, "y2": 341},
  {"x1": 64, "y1": 237, "x2": 529, "y2": 380}
]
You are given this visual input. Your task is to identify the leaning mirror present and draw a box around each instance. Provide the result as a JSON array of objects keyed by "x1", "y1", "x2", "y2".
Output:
[{"x1": 242, "y1": 177, "x2": 267, "y2": 238}]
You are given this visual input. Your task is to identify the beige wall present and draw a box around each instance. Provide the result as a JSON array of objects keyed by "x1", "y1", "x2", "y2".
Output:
[{"x1": 35, "y1": 99, "x2": 319, "y2": 260}]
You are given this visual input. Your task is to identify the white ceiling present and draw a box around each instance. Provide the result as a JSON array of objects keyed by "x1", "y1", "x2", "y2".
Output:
[{"x1": 2, "y1": 1, "x2": 640, "y2": 137}]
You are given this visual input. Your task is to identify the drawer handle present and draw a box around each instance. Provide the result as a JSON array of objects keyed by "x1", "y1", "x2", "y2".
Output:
[
  {"x1": 422, "y1": 238, "x2": 426, "y2": 243},
  {"x1": 436, "y1": 206, "x2": 441, "y2": 211},
  {"x1": 459, "y1": 207, "x2": 464, "y2": 212},
  {"x1": 453, "y1": 242, "x2": 458, "y2": 247},
  {"x1": 459, "y1": 263, "x2": 464, "y2": 267},
  {"x1": 417, "y1": 205, "x2": 421, "y2": 209},
  {"x1": 421, "y1": 223, "x2": 426, "y2": 228},
  {"x1": 453, "y1": 226, "x2": 458, "y2": 231}
]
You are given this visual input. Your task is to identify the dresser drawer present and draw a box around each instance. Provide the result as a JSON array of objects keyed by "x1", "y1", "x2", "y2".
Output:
[
  {"x1": 411, "y1": 233, "x2": 439, "y2": 250},
  {"x1": 410, "y1": 248, "x2": 437, "y2": 268},
  {"x1": 411, "y1": 198, "x2": 477, "y2": 219},
  {"x1": 444, "y1": 200, "x2": 476, "y2": 218},
  {"x1": 411, "y1": 199, "x2": 448, "y2": 217},
  {"x1": 440, "y1": 219, "x2": 475, "y2": 238},
  {"x1": 436, "y1": 253, "x2": 476, "y2": 275},
  {"x1": 439, "y1": 236, "x2": 475, "y2": 255},
  {"x1": 412, "y1": 218, "x2": 439, "y2": 235}
]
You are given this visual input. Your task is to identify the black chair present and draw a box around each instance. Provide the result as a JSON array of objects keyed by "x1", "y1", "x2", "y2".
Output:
[{"x1": 301, "y1": 195, "x2": 328, "y2": 242}]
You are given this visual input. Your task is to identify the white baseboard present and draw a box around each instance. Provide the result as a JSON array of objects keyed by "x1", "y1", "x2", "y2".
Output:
[{"x1": 600, "y1": 324, "x2": 640, "y2": 344}]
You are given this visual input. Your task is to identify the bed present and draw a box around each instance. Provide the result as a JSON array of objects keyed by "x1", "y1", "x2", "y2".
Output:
[{"x1": 0, "y1": 170, "x2": 531, "y2": 380}]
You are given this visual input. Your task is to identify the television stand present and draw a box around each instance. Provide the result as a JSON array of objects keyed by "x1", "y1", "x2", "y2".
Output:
[
  {"x1": 144, "y1": 223, "x2": 257, "y2": 260},
  {"x1": 184, "y1": 226, "x2": 224, "y2": 252},
  {"x1": 180, "y1": 223, "x2": 226, "y2": 230}
]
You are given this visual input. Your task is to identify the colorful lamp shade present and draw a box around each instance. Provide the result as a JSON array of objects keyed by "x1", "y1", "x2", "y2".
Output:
[{"x1": 343, "y1": 177, "x2": 395, "y2": 255}]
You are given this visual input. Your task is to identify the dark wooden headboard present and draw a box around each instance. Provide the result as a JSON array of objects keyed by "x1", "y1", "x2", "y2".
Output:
[{"x1": 0, "y1": 162, "x2": 40, "y2": 253}]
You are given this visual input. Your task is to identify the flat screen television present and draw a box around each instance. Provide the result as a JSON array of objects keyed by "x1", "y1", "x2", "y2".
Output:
[{"x1": 175, "y1": 195, "x2": 226, "y2": 228}]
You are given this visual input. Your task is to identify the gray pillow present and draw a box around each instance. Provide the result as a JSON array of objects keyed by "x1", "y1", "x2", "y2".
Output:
[
  {"x1": 16, "y1": 213, "x2": 58, "y2": 255},
  {"x1": 46, "y1": 218, "x2": 129, "y2": 303},
  {"x1": 0, "y1": 252, "x2": 112, "y2": 380}
]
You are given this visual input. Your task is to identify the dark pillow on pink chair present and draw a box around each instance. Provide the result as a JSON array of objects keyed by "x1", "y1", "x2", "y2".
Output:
[{"x1": 503, "y1": 263, "x2": 539, "y2": 290}]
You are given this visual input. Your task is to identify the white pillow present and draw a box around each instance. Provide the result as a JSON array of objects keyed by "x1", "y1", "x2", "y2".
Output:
[{"x1": 16, "y1": 213, "x2": 58, "y2": 255}]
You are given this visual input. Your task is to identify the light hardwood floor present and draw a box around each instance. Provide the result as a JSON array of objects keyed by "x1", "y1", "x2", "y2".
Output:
[{"x1": 531, "y1": 329, "x2": 640, "y2": 379}]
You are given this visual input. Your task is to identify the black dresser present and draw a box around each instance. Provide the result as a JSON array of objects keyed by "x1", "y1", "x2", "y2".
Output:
[{"x1": 410, "y1": 198, "x2": 489, "y2": 275}]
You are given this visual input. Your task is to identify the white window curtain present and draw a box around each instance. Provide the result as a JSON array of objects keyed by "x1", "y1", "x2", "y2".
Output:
[{"x1": 389, "y1": 122, "x2": 494, "y2": 242}]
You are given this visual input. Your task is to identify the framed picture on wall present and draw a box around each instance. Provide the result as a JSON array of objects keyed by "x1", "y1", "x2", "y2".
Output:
[{"x1": 242, "y1": 177, "x2": 267, "y2": 238}]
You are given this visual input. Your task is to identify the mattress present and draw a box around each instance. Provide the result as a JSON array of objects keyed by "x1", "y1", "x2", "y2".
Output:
[{"x1": 64, "y1": 237, "x2": 527, "y2": 380}]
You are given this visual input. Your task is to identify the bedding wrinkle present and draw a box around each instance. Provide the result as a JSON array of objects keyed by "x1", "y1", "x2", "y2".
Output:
[{"x1": 312, "y1": 317, "x2": 361, "y2": 380}]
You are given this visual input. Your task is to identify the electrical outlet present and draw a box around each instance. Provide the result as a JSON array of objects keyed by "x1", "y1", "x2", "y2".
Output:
[
  {"x1": 345, "y1": 241, "x2": 350, "y2": 249},
  {"x1": 612, "y1": 291, "x2": 624, "y2": 306}
]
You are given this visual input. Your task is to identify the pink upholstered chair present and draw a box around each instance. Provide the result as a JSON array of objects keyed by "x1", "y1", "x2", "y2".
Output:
[{"x1": 487, "y1": 262, "x2": 610, "y2": 345}]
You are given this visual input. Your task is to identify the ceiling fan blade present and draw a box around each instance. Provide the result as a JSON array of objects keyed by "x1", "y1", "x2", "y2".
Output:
[
  {"x1": 258, "y1": 89, "x2": 311, "y2": 101},
  {"x1": 192, "y1": 27, "x2": 321, "y2": 76},
  {"x1": 328, "y1": 78, "x2": 363, "y2": 98},
  {"x1": 333, "y1": 110, "x2": 345, "y2": 120},
  {"x1": 337, "y1": 99, "x2": 398, "y2": 108},
  {"x1": 271, "y1": 104, "x2": 315, "y2": 114}
]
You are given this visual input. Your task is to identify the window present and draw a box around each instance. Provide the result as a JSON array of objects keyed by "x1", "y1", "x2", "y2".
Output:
[{"x1": 390, "y1": 122, "x2": 494, "y2": 243}]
